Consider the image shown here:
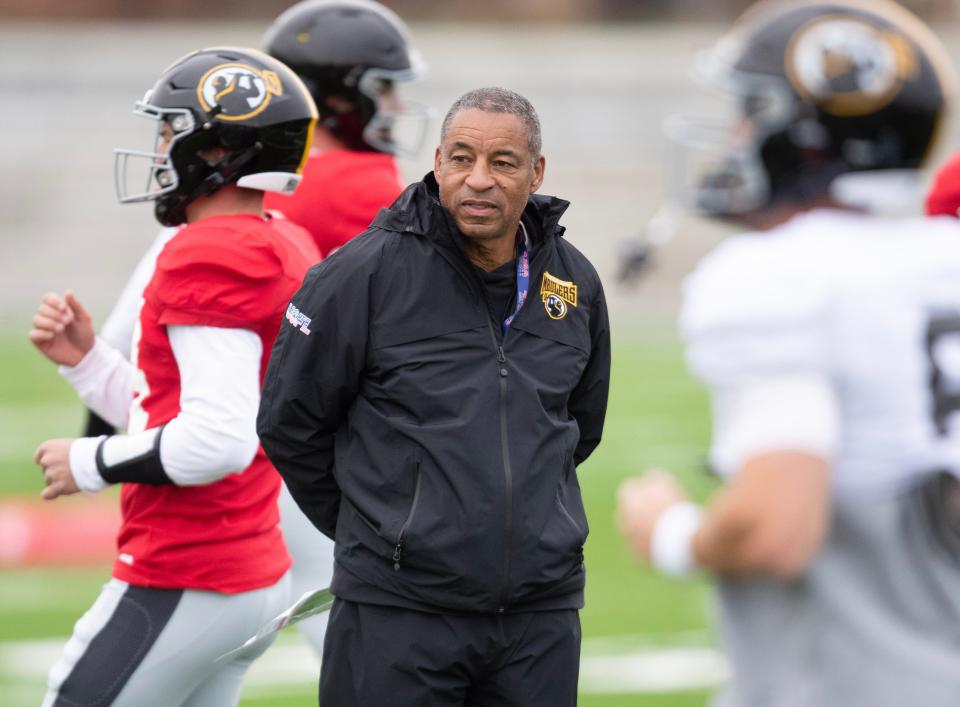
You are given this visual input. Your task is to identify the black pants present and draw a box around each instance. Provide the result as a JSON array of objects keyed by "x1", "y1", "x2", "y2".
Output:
[{"x1": 320, "y1": 599, "x2": 581, "y2": 707}]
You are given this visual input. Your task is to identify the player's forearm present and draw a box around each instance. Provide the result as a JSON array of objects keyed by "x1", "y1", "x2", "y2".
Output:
[
  {"x1": 692, "y1": 505, "x2": 778, "y2": 576},
  {"x1": 69, "y1": 326, "x2": 264, "y2": 490},
  {"x1": 70, "y1": 416, "x2": 259, "y2": 491},
  {"x1": 693, "y1": 453, "x2": 830, "y2": 579},
  {"x1": 60, "y1": 338, "x2": 135, "y2": 428},
  {"x1": 694, "y1": 514, "x2": 819, "y2": 579}
]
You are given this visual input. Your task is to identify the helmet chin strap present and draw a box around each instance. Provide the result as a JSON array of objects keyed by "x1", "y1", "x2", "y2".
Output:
[
  {"x1": 316, "y1": 90, "x2": 379, "y2": 152},
  {"x1": 157, "y1": 144, "x2": 263, "y2": 226}
]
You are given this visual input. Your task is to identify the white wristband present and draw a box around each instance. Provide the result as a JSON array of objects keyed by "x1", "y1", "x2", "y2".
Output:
[{"x1": 650, "y1": 501, "x2": 703, "y2": 578}]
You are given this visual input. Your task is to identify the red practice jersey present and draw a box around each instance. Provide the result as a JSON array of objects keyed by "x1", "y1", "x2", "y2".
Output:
[
  {"x1": 117, "y1": 213, "x2": 321, "y2": 593},
  {"x1": 265, "y1": 148, "x2": 404, "y2": 258}
]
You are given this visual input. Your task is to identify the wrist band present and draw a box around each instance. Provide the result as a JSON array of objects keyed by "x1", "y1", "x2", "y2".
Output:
[
  {"x1": 650, "y1": 501, "x2": 703, "y2": 578},
  {"x1": 95, "y1": 425, "x2": 172, "y2": 486}
]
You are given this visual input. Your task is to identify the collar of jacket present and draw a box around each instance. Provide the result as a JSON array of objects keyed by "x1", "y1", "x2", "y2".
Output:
[{"x1": 371, "y1": 172, "x2": 570, "y2": 249}]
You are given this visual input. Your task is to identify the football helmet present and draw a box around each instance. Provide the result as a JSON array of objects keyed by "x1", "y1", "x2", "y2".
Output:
[
  {"x1": 263, "y1": 0, "x2": 430, "y2": 157},
  {"x1": 666, "y1": 0, "x2": 955, "y2": 218},
  {"x1": 114, "y1": 47, "x2": 318, "y2": 227}
]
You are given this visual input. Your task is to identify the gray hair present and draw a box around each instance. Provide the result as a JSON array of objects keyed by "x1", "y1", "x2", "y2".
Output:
[{"x1": 440, "y1": 87, "x2": 542, "y2": 163}]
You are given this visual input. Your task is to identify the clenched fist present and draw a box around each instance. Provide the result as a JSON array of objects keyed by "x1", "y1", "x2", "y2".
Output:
[
  {"x1": 35, "y1": 438, "x2": 80, "y2": 501},
  {"x1": 617, "y1": 469, "x2": 689, "y2": 563},
  {"x1": 28, "y1": 291, "x2": 95, "y2": 367}
]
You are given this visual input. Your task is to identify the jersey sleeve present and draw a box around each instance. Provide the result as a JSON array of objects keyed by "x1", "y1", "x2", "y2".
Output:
[
  {"x1": 680, "y1": 236, "x2": 836, "y2": 386},
  {"x1": 680, "y1": 236, "x2": 839, "y2": 476},
  {"x1": 150, "y1": 223, "x2": 284, "y2": 329}
]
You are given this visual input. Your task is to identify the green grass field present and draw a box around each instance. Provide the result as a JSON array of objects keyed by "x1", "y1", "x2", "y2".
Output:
[{"x1": 0, "y1": 332, "x2": 721, "y2": 706}]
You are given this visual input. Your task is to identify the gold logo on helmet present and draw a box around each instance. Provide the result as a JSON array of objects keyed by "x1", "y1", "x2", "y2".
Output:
[
  {"x1": 541, "y1": 271, "x2": 577, "y2": 320},
  {"x1": 785, "y1": 14, "x2": 918, "y2": 117},
  {"x1": 196, "y1": 63, "x2": 284, "y2": 121}
]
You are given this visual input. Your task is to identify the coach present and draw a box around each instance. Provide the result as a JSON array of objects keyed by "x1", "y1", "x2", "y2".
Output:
[{"x1": 257, "y1": 87, "x2": 610, "y2": 706}]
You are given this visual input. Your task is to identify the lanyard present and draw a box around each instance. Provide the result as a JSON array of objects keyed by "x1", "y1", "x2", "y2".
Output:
[{"x1": 502, "y1": 225, "x2": 530, "y2": 334}]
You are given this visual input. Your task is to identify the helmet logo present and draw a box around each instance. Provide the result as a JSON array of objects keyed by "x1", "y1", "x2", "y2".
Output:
[
  {"x1": 785, "y1": 15, "x2": 918, "y2": 117},
  {"x1": 197, "y1": 63, "x2": 284, "y2": 121}
]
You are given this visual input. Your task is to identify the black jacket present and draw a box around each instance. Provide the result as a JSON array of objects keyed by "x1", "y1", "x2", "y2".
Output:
[{"x1": 258, "y1": 174, "x2": 610, "y2": 614}]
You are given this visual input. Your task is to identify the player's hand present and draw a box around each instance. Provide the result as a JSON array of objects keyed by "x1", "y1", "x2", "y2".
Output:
[
  {"x1": 34, "y1": 438, "x2": 81, "y2": 501},
  {"x1": 28, "y1": 291, "x2": 95, "y2": 367},
  {"x1": 617, "y1": 469, "x2": 689, "y2": 563}
]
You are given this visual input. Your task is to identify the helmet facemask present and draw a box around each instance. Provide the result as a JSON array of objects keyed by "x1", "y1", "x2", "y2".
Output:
[
  {"x1": 357, "y1": 63, "x2": 431, "y2": 158},
  {"x1": 115, "y1": 98, "x2": 263, "y2": 227},
  {"x1": 114, "y1": 93, "x2": 196, "y2": 206},
  {"x1": 664, "y1": 53, "x2": 796, "y2": 218},
  {"x1": 305, "y1": 57, "x2": 431, "y2": 157}
]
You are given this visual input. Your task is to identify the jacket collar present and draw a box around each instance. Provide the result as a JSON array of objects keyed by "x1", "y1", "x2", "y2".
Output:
[{"x1": 371, "y1": 172, "x2": 570, "y2": 247}]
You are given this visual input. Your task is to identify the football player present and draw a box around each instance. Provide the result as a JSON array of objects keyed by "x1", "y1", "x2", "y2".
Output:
[
  {"x1": 80, "y1": 0, "x2": 428, "y2": 661},
  {"x1": 263, "y1": 0, "x2": 429, "y2": 258},
  {"x1": 617, "y1": 1, "x2": 960, "y2": 705},
  {"x1": 31, "y1": 47, "x2": 320, "y2": 706}
]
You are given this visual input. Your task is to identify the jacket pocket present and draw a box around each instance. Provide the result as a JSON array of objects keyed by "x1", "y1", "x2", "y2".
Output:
[
  {"x1": 557, "y1": 452, "x2": 587, "y2": 539},
  {"x1": 392, "y1": 459, "x2": 423, "y2": 571},
  {"x1": 556, "y1": 489, "x2": 584, "y2": 537},
  {"x1": 551, "y1": 452, "x2": 589, "y2": 561},
  {"x1": 532, "y1": 484, "x2": 588, "y2": 584},
  {"x1": 351, "y1": 501, "x2": 382, "y2": 537}
]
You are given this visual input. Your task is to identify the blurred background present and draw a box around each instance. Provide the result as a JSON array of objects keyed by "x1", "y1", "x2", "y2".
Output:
[{"x1": 2, "y1": 1, "x2": 960, "y2": 705}]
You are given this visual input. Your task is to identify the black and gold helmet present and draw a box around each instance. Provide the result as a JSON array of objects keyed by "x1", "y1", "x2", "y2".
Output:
[
  {"x1": 115, "y1": 46, "x2": 318, "y2": 227},
  {"x1": 263, "y1": 0, "x2": 430, "y2": 157},
  {"x1": 667, "y1": 0, "x2": 956, "y2": 217}
]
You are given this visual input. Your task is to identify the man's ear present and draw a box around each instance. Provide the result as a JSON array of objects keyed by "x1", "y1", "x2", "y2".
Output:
[
  {"x1": 530, "y1": 155, "x2": 546, "y2": 194},
  {"x1": 433, "y1": 147, "x2": 442, "y2": 182}
]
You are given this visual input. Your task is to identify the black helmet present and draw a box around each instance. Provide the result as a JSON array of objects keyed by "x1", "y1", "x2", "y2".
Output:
[
  {"x1": 666, "y1": 0, "x2": 955, "y2": 218},
  {"x1": 114, "y1": 46, "x2": 318, "y2": 227},
  {"x1": 263, "y1": 0, "x2": 429, "y2": 157}
]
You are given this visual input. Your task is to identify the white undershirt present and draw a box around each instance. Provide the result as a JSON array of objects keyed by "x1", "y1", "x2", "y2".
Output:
[
  {"x1": 98, "y1": 227, "x2": 179, "y2": 357},
  {"x1": 62, "y1": 326, "x2": 262, "y2": 491}
]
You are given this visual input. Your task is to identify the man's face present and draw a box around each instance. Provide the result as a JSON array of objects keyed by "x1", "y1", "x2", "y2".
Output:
[
  {"x1": 156, "y1": 121, "x2": 175, "y2": 156},
  {"x1": 434, "y1": 108, "x2": 545, "y2": 244}
]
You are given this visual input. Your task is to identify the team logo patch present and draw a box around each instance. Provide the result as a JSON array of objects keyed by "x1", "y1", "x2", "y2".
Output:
[
  {"x1": 285, "y1": 303, "x2": 312, "y2": 335},
  {"x1": 785, "y1": 14, "x2": 918, "y2": 117},
  {"x1": 541, "y1": 271, "x2": 577, "y2": 320},
  {"x1": 197, "y1": 63, "x2": 283, "y2": 121}
]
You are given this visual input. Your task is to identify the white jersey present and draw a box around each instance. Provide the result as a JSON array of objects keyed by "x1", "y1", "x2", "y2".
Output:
[{"x1": 681, "y1": 209, "x2": 960, "y2": 498}]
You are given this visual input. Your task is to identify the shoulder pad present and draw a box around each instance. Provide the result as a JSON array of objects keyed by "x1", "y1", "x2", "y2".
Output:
[
  {"x1": 680, "y1": 234, "x2": 835, "y2": 386},
  {"x1": 150, "y1": 217, "x2": 285, "y2": 327}
]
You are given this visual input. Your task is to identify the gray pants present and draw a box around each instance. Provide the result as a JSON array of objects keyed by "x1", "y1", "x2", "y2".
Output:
[
  {"x1": 279, "y1": 482, "x2": 334, "y2": 662},
  {"x1": 42, "y1": 574, "x2": 290, "y2": 707},
  {"x1": 712, "y1": 474, "x2": 960, "y2": 707}
]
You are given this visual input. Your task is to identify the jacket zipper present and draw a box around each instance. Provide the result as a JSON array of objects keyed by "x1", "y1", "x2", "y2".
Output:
[
  {"x1": 393, "y1": 461, "x2": 423, "y2": 571},
  {"x1": 487, "y1": 324, "x2": 513, "y2": 612}
]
